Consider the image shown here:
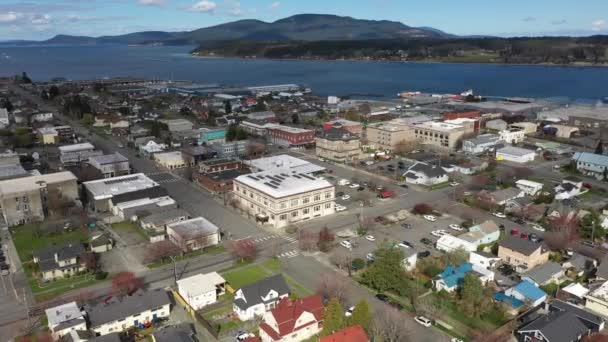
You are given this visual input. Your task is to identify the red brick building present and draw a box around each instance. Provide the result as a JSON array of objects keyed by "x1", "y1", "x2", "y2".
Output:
[
  {"x1": 267, "y1": 125, "x2": 315, "y2": 148},
  {"x1": 193, "y1": 158, "x2": 250, "y2": 193},
  {"x1": 442, "y1": 110, "x2": 481, "y2": 121}
]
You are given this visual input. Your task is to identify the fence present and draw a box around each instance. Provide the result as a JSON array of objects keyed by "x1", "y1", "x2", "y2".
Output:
[{"x1": 171, "y1": 289, "x2": 219, "y2": 339}]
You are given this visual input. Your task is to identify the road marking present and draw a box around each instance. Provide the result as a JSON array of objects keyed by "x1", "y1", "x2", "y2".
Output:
[
  {"x1": 278, "y1": 250, "x2": 300, "y2": 259},
  {"x1": 283, "y1": 236, "x2": 297, "y2": 244}
]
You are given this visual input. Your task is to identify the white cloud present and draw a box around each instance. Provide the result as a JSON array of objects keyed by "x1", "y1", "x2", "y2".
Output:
[
  {"x1": 269, "y1": 1, "x2": 281, "y2": 9},
  {"x1": 592, "y1": 19, "x2": 606, "y2": 32},
  {"x1": 31, "y1": 14, "x2": 51, "y2": 25},
  {"x1": 226, "y1": 1, "x2": 256, "y2": 16},
  {"x1": 0, "y1": 12, "x2": 22, "y2": 23},
  {"x1": 187, "y1": 0, "x2": 216, "y2": 13},
  {"x1": 138, "y1": 0, "x2": 166, "y2": 6}
]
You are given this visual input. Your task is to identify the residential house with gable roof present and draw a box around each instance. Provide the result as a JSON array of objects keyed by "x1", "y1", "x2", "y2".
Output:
[
  {"x1": 432, "y1": 262, "x2": 494, "y2": 292},
  {"x1": 259, "y1": 295, "x2": 324, "y2": 342},
  {"x1": 403, "y1": 162, "x2": 449, "y2": 186},
  {"x1": 320, "y1": 326, "x2": 369, "y2": 342},
  {"x1": 33, "y1": 242, "x2": 86, "y2": 281},
  {"x1": 45, "y1": 301, "x2": 87, "y2": 339},
  {"x1": 572, "y1": 152, "x2": 608, "y2": 179},
  {"x1": 233, "y1": 274, "x2": 290, "y2": 321}
]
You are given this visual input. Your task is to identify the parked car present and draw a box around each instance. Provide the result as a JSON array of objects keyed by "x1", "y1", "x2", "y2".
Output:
[
  {"x1": 531, "y1": 224, "x2": 545, "y2": 232},
  {"x1": 400, "y1": 183, "x2": 408, "y2": 188},
  {"x1": 510, "y1": 228, "x2": 520, "y2": 236},
  {"x1": 449, "y1": 182, "x2": 460, "y2": 187},
  {"x1": 583, "y1": 183, "x2": 592, "y2": 189},
  {"x1": 529, "y1": 233, "x2": 540, "y2": 243},
  {"x1": 582, "y1": 240, "x2": 596, "y2": 248},
  {"x1": 520, "y1": 232, "x2": 529, "y2": 240},
  {"x1": 375, "y1": 294, "x2": 390, "y2": 302},
  {"x1": 398, "y1": 241, "x2": 413, "y2": 249},
  {"x1": 338, "y1": 179, "x2": 350, "y2": 186},
  {"x1": 345, "y1": 306, "x2": 355, "y2": 317},
  {"x1": 349, "y1": 183, "x2": 360, "y2": 189},
  {"x1": 366, "y1": 253, "x2": 375, "y2": 262},
  {"x1": 514, "y1": 218, "x2": 525, "y2": 224},
  {"x1": 389, "y1": 301, "x2": 403, "y2": 310},
  {"x1": 423, "y1": 215, "x2": 437, "y2": 222},
  {"x1": 418, "y1": 251, "x2": 431, "y2": 258},
  {"x1": 414, "y1": 316, "x2": 432, "y2": 327},
  {"x1": 420, "y1": 238, "x2": 433, "y2": 246},
  {"x1": 402, "y1": 223, "x2": 412, "y2": 229},
  {"x1": 448, "y1": 224, "x2": 464, "y2": 231},
  {"x1": 357, "y1": 187, "x2": 365, "y2": 191},
  {"x1": 335, "y1": 205, "x2": 347, "y2": 212},
  {"x1": 236, "y1": 332, "x2": 255, "y2": 341},
  {"x1": 493, "y1": 212, "x2": 507, "y2": 218},
  {"x1": 340, "y1": 241, "x2": 353, "y2": 249},
  {"x1": 365, "y1": 235, "x2": 376, "y2": 242},
  {"x1": 0, "y1": 263, "x2": 9, "y2": 270},
  {"x1": 336, "y1": 191, "x2": 345, "y2": 197},
  {"x1": 341, "y1": 195, "x2": 351, "y2": 200}
]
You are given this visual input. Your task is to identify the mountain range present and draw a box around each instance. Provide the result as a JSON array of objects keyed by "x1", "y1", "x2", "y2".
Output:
[{"x1": 11, "y1": 14, "x2": 454, "y2": 45}]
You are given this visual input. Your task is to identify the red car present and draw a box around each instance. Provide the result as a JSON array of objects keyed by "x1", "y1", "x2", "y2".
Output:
[
  {"x1": 510, "y1": 228, "x2": 520, "y2": 236},
  {"x1": 520, "y1": 232, "x2": 529, "y2": 240},
  {"x1": 583, "y1": 183, "x2": 592, "y2": 189}
]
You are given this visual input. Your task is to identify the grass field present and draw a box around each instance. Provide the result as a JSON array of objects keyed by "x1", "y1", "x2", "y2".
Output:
[
  {"x1": 148, "y1": 245, "x2": 226, "y2": 268},
  {"x1": 11, "y1": 223, "x2": 89, "y2": 262},
  {"x1": 221, "y1": 264, "x2": 270, "y2": 289}
]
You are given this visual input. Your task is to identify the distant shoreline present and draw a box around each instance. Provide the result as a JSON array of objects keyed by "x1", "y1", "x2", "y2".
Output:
[{"x1": 189, "y1": 53, "x2": 608, "y2": 68}]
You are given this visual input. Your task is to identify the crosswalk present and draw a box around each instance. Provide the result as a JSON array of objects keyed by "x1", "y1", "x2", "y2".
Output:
[
  {"x1": 277, "y1": 250, "x2": 300, "y2": 259},
  {"x1": 154, "y1": 177, "x2": 181, "y2": 184},
  {"x1": 246, "y1": 234, "x2": 298, "y2": 244}
]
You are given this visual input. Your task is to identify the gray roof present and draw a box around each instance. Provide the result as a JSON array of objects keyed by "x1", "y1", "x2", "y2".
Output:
[
  {"x1": 166, "y1": 217, "x2": 219, "y2": 240},
  {"x1": 408, "y1": 162, "x2": 447, "y2": 178},
  {"x1": 497, "y1": 145, "x2": 536, "y2": 157},
  {"x1": 233, "y1": 274, "x2": 289, "y2": 310},
  {"x1": 0, "y1": 164, "x2": 29, "y2": 180},
  {"x1": 566, "y1": 253, "x2": 595, "y2": 271},
  {"x1": 318, "y1": 127, "x2": 358, "y2": 141},
  {"x1": 480, "y1": 188, "x2": 522, "y2": 203},
  {"x1": 89, "y1": 153, "x2": 128, "y2": 165},
  {"x1": 140, "y1": 208, "x2": 190, "y2": 227},
  {"x1": 153, "y1": 324, "x2": 196, "y2": 342},
  {"x1": 499, "y1": 236, "x2": 544, "y2": 256},
  {"x1": 88, "y1": 290, "x2": 171, "y2": 328},
  {"x1": 518, "y1": 300, "x2": 604, "y2": 342},
  {"x1": 464, "y1": 133, "x2": 501, "y2": 146},
  {"x1": 522, "y1": 262, "x2": 563, "y2": 285},
  {"x1": 34, "y1": 242, "x2": 85, "y2": 272},
  {"x1": 596, "y1": 255, "x2": 608, "y2": 280}
]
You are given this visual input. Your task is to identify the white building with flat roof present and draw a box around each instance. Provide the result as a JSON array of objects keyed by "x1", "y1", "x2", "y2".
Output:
[
  {"x1": 244, "y1": 154, "x2": 325, "y2": 174},
  {"x1": 83, "y1": 173, "x2": 159, "y2": 212},
  {"x1": 233, "y1": 168, "x2": 335, "y2": 229},
  {"x1": 59, "y1": 142, "x2": 103, "y2": 164},
  {"x1": 497, "y1": 146, "x2": 536, "y2": 163},
  {"x1": 177, "y1": 272, "x2": 226, "y2": 310},
  {"x1": 516, "y1": 179, "x2": 544, "y2": 196},
  {"x1": 166, "y1": 217, "x2": 221, "y2": 252}
]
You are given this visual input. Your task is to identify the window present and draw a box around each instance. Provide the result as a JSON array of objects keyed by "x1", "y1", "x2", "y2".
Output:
[
  {"x1": 325, "y1": 203, "x2": 331, "y2": 209},
  {"x1": 279, "y1": 214, "x2": 287, "y2": 221},
  {"x1": 291, "y1": 199, "x2": 298, "y2": 206},
  {"x1": 291, "y1": 211, "x2": 298, "y2": 217},
  {"x1": 303, "y1": 197, "x2": 310, "y2": 204},
  {"x1": 303, "y1": 208, "x2": 309, "y2": 214},
  {"x1": 314, "y1": 194, "x2": 321, "y2": 201},
  {"x1": 280, "y1": 202, "x2": 286, "y2": 209},
  {"x1": 314, "y1": 205, "x2": 320, "y2": 212},
  {"x1": 325, "y1": 192, "x2": 331, "y2": 199}
]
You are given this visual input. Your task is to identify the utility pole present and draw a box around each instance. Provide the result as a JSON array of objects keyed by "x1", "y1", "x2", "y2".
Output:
[{"x1": 170, "y1": 255, "x2": 178, "y2": 285}]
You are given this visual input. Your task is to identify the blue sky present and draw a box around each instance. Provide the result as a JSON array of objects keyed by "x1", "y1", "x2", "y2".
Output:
[{"x1": 0, "y1": 0, "x2": 607, "y2": 40}]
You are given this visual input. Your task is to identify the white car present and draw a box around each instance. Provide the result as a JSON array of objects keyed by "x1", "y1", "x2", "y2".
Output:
[
  {"x1": 338, "y1": 179, "x2": 350, "y2": 186},
  {"x1": 423, "y1": 215, "x2": 437, "y2": 222},
  {"x1": 414, "y1": 316, "x2": 432, "y2": 327},
  {"x1": 341, "y1": 195, "x2": 351, "y2": 200},
  {"x1": 335, "y1": 205, "x2": 347, "y2": 212},
  {"x1": 365, "y1": 235, "x2": 376, "y2": 242},
  {"x1": 449, "y1": 182, "x2": 460, "y2": 187},
  {"x1": 366, "y1": 253, "x2": 375, "y2": 261},
  {"x1": 431, "y1": 230, "x2": 443, "y2": 237},
  {"x1": 451, "y1": 339, "x2": 464, "y2": 342},
  {"x1": 236, "y1": 332, "x2": 255, "y2": 341},
  {"x1": 531, "y1": 224, "x2": 546, "y2": 232},
  {"x1": 345, "y1": 306, "x2": 355, "y2": 317},
  {"x1": 340, "y1": 240, "x2": 353, "y2": 249},
  {"x1": 493, "y1": 212, "x2": 507, "y2": 218},
  {"x1": 349, "y1": 183, "x2": 360, "y2": 188},
  {"x1": 448, "y1": 224, "x2": 464, "y2": 231}
]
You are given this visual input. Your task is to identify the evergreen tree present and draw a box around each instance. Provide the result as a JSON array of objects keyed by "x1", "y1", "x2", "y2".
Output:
[
  {"x1": 596, "y1": 140, "x2": 604, "y2": 155},
  {"x1": 349, "y1": 299, "x2": 372, "y2": 333},
  {"x1": 321, "y1": 298, "x2": 344, "y2": 337},
  {"x1": 224, "y1": 100, "x2": 232, "y2": 114}
]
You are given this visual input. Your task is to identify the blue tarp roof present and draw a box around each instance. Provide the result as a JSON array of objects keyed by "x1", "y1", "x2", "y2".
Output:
[
  {"x1": 495, "y1": 293, "x2": 524, "y2": 308},
  {"x1": 437, "y1": 263, "x2": 473, "y2": 288},
  {"x1": 513, "y1": 280, "x2": 547, "y2": 301}
]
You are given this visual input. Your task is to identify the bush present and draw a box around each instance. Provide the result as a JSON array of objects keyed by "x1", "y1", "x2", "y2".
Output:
[
  {"x1": 413, "y1": 203, "x2": 433, "y2": 215},
  {"x1": 352, "y1": 258, "x2": 366, "y2": 271},
  {"x1": 95, "y1": 271, "x2": 109, "y2": 280},
  {"x1": 423, "y1": 264, "x2": 442, "y2": 278},
  {"x1": 285, "y1": 226, "x2": 298, "y2": 234}
]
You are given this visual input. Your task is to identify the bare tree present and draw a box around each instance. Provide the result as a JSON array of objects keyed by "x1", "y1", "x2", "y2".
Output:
[
  {"x1": 330, "y1": 249, "x2": 354, "y2": 276},
  {"x1": 228, "y1": 239, "x2": 258, "y2": 262},
  {"x1": 414, "y1": 296, "x2": 445, "y2": 322},
  {"x1": 371, "y1": 307, "x2": 412, "y2": 342},
  {"x1": 315, "y1": 273, "x2": 351, "y2": 307},
  {"x1": 298, "y1": 230, "x2": 317, "y2": 252},
  {"x1": 145, "y1": 240, "x2": 181, "y2": 264}
]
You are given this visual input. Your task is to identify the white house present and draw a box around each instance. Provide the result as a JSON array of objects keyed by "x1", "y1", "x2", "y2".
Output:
[
  {"x1": 469, "y1": 251, "x2": 501, "y2": 270},
  {"x1": 433, "y1": 262, "x2": 494, "y2": 293},
  {"x1": 0, "y1": 108, "x2": 9, "y2": 128},
  {"x1": 403, "y1": 162, "x2": 449, "y2": 186},
  {"x1": 505, "y1": 280, "x2": 548, "y2": 308},
  {"x1": 31, "y1": 112, "x2": 54, "y2": 122},
  {"x1": 45, "y1": 302, "x2": 87, "y2": 339},
  {"x1": 515, "y1": 179, "x2": 544, "y2": 196},
  {"x1": 555, "y1": 177, "x2": 587, "y2": 200},
  {"x1": 88, "y1": 290, "x2": 171, "y2": 336},
  {"x1": 436, "y1": 234, "x2": 477, "y2": 253},
  {"x1": 177, "y1": 272, "x2": 226, "y2": 310},
  {"x1": 258, "y1": 296, "x2": 324, "y2": 342},
  {"x1": 233, "y1": 274, "x2": 290, "y2": 321},
  {"x1": 139, "y1": 140, "x2": 167, "y2": 156},
  {"x1": 496, "y1": 146, "x2": 536, "y2": 163},
  {"x1": 436, "y1": 221, "x2": 501, "y2": 253}
]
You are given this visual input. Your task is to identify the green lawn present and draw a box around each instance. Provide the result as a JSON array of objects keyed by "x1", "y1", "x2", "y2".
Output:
[
  {"x1": 262, "y1": 258, "x2": 282, "y2": 273},
  {"x1": 11, "y1": 223, "x2": 89, "y2": 262},
  {"x1": 111, "y1": 221, "x2": 148, "y2": 240},
  {"x1": 148, "y1": 245, "x2": 226, "y2": 268},
  {"x1": 221, "y1": 264, "x2": 270, "y2": 289}
]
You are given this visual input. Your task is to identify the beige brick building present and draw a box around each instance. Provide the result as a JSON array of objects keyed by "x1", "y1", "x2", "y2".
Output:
[
  {"x1": 315, "y1": 127, "x2": 362, "y2": 162},
  {"x1": 366, "y1": 122, "x2": 415, "y2": 150},
  {"x1": 412, "y1": 121, "x2": 467, "y2": 151}
]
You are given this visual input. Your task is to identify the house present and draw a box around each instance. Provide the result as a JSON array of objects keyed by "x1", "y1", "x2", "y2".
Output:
[
  {"x1": 555, "y1": 177, "x2": 586, "y2": 200},
  {"x1": 509, "y1": 122, "x2": 538, "y2": 135},
  {"x1": 522, "y1": 262, "x2": 565, "y2": 287},
  {"x1": 181, "y1": 145, "x2": 216, "y2": 166},
  {"x1": 33, "y1": 242, "x2": 86, "y2": 281},
  {"x1": 38, "y1": 126, "x2": 59, "y2": 144},
  {"x1": 152, "y1": 324, "x2": 197, "y2": 342},
  {"x1": 140, "y1": 140, "x2": 167, "y2": 156},
  {"x1": 433, "y1": 262, "x2": 494, "y2": 292},
  {"x1": 500, "y1": 280, "x2": 548, "y2": 309},
  {"x1": 561, "y1": 283, "x2": 590, "y2": 303},
  {"x1": 563, "y1": 253, "x2": 597, "y2": 277},
  {"x1": 166, "y1": 217, "x2": 220, "y2": 252},
  {"x1": 441, "y1": 159, "x2": 488, "y2": 175},
  {"x1": 233, "y1": 274, "x2": 290, "y2": 321},
  {"x1": 516, "y1": 300, "x2": 605, "y2": 342},
  {"x1": 177, "y1": 272, "x2": 226, "y2": 310},
  {"x1": 31, "y1": 112, "x2": 54, "y2": 122},
  {"x1": 90, "y1": 233, "x2": 113, "y2": 253},
  {"x1": 498, "y1": 237, "x2": 550, "y2": 273},
  {"x1": 258, "y1": 295, "x2": 324, "y2": 342},
  {"x1": 462, "y1": 133, "x2": 502, "y2": 154},
  {"x1": 496, "y1": 146, "x2": 536, "y2": 163},
  {"x1": 469, "y1": 251, "x2": 501, "y2": 270},
  {"x1": 88, "y1": 289, "x2": 171, "y2": 336},
  {"x1": 478, "y1": 188, "x2": 524, "y2": 206},
  {"x1": 499, "y1": 128, "x2": 525, "y2": 144},
  {"x1": 160, "y1": 119, "x2": 194, "y2": 132},
  {"x1": 45, "y1": 301, "x2": 87, "y2": 339},
  {"x1": 0, "y1": 107, "x2": 9, "y2": 127},
  {"x1": 140, "y1": 208, "x2": 190, "y2": 234},
  {"x1": 572, "y1": 152, "x2": 608, "y2": 179},
  {"x1": 516, "y1": 179, "x2": 544, "y2": 196},
  {"x1": 504, "y1": 197, "x2": 544, "y2": 221},
  {"x1": 436, "y1": 221, "x2": 500, "y2": 253},
  {"x1": 154, "y1": 151, "x2": 186, "y2": 170},
  {"x1": 59, "y1": 143, "x2": 103, "y2": 164},
  {"x1": 403, "y1": 162, "x2": 449, "y2": 186},
  {"x1": 320, "y1": 326, "x2": 368, "y2": 342}
]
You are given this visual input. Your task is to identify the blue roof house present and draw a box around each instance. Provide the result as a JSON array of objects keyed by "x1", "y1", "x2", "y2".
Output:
[
  {"x1": 433, "y1": 262, "x2": 494, "y2": 293},
  {"x1": 572, "y1": 152, "x2": 608, "y2": 179},
  {"x1": 499, "y1": 280, "x2": 547, "y2": 309}
]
